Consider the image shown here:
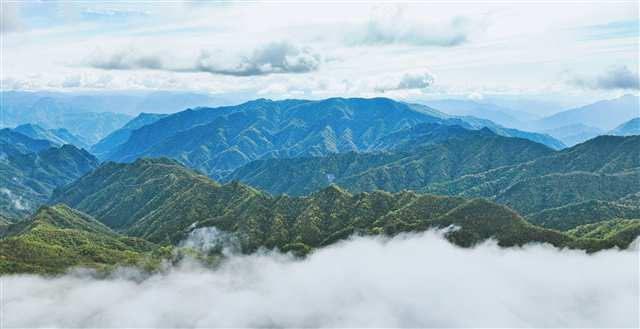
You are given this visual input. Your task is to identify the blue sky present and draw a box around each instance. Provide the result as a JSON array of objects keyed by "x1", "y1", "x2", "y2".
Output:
[{"x1": 1, "y1": 1, "x2": 638, "y2": 105}]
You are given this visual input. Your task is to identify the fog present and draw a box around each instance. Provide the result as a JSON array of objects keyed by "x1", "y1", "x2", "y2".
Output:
[{"x1": 3, "y1": 231, "x2": 639, "y2": 328}]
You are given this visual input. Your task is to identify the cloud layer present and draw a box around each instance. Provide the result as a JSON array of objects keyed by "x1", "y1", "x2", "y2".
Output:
[
  {"x1": 4, "y1": 232, "x2": 638, "y2": 328},
  {"x1": 570, "y1": 66, "x2": 640, "y2": 91},
  {"x1": 86, "y1": 42, "x2": 322, "y2": 77}
]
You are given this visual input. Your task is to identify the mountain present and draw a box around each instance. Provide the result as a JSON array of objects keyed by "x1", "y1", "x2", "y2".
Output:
[
  {"x1": 542, "y1": 124, "x2": 604, "y2": 147},
  {"x1": 50, "y1": 158, "x2": 635, "y2": 254},
  {"x1": 424, "y1": 99, "x2": 524, "y2": 128},
  {"x1": 528, "y1": 197, "x2": 640, "y2": 231},
  {"x1": 1, "y1": 93, "x2": 132, "y2": 143},
  {"x1": 224, "y1": 124, "x2": 554, "y2": 196},
  {"x1": 0, "y1": 205, "x2": 162, "y2": 274},
  {"x1": 608, "y1": 118, "x2": 640, "y2": 136},
  {"x1": 0, "y1": 132, "x2": 99, "y2": 219},
  {"x1": 105, "y1": 97, "x2": 564, "y2": 179},
  {"x1": 428, "y1": 135, "x2": 640, "y2": 216},
  {"x1": 13, "y1": 124, "x2": 90, "y2": 149},
  {"x1": 566, "y1": 218, "x2": 640, "y2": 246},
  {"x1": 536, "y1": 94, "x2": 639, "y2": 130},
  {"x1": 90, "y1": 113, "x2": 167, "y2": 159}
]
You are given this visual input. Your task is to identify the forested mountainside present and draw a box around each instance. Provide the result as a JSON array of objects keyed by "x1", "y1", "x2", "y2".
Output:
[
  {"x1": 224, "y1": 125, "x2": 554, "y2": 196},
  {"x1": 90, "y1": 113, "x2": 167, "y2": 159},
  {"x1": 0, "y1": 130, "x2": 99, "y2": 219},
  {"x1": 0, "y1": 205, "x2": 164, "y2": 274},
  {"x1": 48, "y1": 159, "x2": 637, "y2": 260},
  {"x1": 103, "y1": 97, "x2": 563, "y2": 179}
]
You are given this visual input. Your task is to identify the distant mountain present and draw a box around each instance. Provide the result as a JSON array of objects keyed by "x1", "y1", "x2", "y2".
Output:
[
  {"x1": 536, "y1": 94, "x2": 639, "y2": 130},
  {"x1": 224, "y1": 124, "x2": 554, "y2": 196},
  {"x1": 90, "y1": 113, "x2": 167, "y2": 159},
  {"x1": 608, "y1": 118, "x2": 640, "y2": 136},
  {"x1": 456, "y1": 116, "x2": 565, "y2": 149},
  {"x1": 428, "y1": 135, "x2": 640, "y2": 216},
  {"x1": 50, "y1": 158, "x2": 633, "y2": 255},
  {"x1": 0, "y1": 205, "x2": 161, "y2": 274},
  {"x1": 542, "y1": 124, "x2": 604, "y2": 147},
  {"x1": 0, "y1": 131, "x2": 99, "y2": 219},
  {"x1": 1, "y1": 93, "x2": 132, "y2": 143},
  {"x1": 105, "y1": 97, "x2": 564, "y2": 179},
  {"x1": 13, "y1": 124, "x2": 90, "y2": 149},
  {"x1": 424, "y1": 99, "x2": 524, "y2": 128}
]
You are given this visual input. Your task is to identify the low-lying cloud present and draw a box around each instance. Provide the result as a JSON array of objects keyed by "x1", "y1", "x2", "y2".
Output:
[
  {"x1": 0, "y1": 187, "x2": 28, "y2": 210},
  {"x1": 86, "y1": 42, "x2": 322, "y2": 77},
  {"x1": 4, "y1": 231, "x2": 638, "y2": 328},
  {"x1": 569, "y1": 66, "x2": 640, "y2": 91}
]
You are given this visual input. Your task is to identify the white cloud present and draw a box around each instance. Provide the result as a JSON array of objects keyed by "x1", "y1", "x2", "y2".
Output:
[
  {"x1": 569, "y1": 66, "x2": 640, "y2": 91},
  {"x1": 372, "y1": 70, "x2": 436, "y2": 93},
  {"x1": 0, "y1": 2, "x2": 24, "y2": 34},
  {"x1": 0, "y1": 188, "x2": 28, "y2": 210},
  {"x1": 468, "y1": 92, "x2": 484, "y2": 101},
  {"x1": 4, "y1": 232, "x2": 638, "y2": 327}
]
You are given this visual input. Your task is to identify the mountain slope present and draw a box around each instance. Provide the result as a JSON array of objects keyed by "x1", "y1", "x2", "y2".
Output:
[
  {"x1": 91, "y1": 113, "x2": 167, "y2": 159},
  {"x1": 224, "y1": 125, "x2": 554, "y2": 196},
  {"x1": 536, "y1": 94, "x2": 639, "y2": 130},
  {"x1": 542, "y1": 124, "x2": 604, "y2": 147},
  {"x1": 424, "y1": 99, "x2": 523, "y2": 128},
  {"x1": 14, "y1": 123, "x2": 90, "y2": 149},
  {"x1": 608, "y1": 118, "x2": 640, "y2": 136},
  {"x1": 0, "y1": 205, "x2": 161, "y2": 274},
  {"x1": 0, "y1": 134, "x2": 99, "y2": 219},
  {"x1": 428, "y1": 135, "x2": 640, "y2": 215},
  {"x1": 106, "y1": 97, "x2": 564, "y2": 179},
  {"x1": 49, "y1": 158, "x2": 633, "y2": 253}
]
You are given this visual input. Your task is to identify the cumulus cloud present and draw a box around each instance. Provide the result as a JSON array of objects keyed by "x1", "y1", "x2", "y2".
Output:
[
  {"x1": 87, "y1": 48, "x2": 164, "y2": 70},
  {"x1": 86, "y1": 42, "x2": 322, "y2": 77},
  {"x1": 468, "y1": 91, "x2": 484, "y2": 101},
  {"x1": 194, "y1": 42, "x2": 321, "y2": 76},
  {"x1": 569, "y1": 66, "x2": 640, "y2": 91},
  {"x1": 373, "y1": 70, "x2": 435, "y2": 93},
  {"x1": 4, "y1": 232, "x2": 638, "y2": 328}
]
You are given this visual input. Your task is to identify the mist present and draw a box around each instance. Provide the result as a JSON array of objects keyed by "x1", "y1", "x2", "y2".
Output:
[{"x1": 3, "y1": 231, "x2": 639, "y2": 328}]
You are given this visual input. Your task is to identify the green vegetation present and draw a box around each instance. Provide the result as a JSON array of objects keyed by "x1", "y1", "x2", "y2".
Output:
[
  {"x1": 528, "y1": 198, "x2": 640, "y2": 231},
  {"x1": 51, "y1": 159, "x2": 638, "y2": 258},
  {"x1": 567, "y1": 219, "x2": 640, "y2": 250},
  {"x1": 224, "y1": 125, "x2": 553, "y2": 196},
  {"x1": 1, "y1": 131, "x2": 99, "y2": 219},
  {"x1": 0, "y1": 205, "x2": 168, "y2": 274}
]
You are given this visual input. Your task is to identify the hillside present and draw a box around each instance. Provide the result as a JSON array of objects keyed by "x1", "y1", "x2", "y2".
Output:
[
  {"x1": 608, "y1": 118, "x2": 640, "y2": 136},
  {"x1": 91, "y1": 113, "x2": 167, "y2": 159},
  {"x1": 542, "y1": 124, "x2": 603, "y2": 147},
  {"x1": 427, "y1": 135, "x2": 640, "y2": 215},
  {"x1": 528, "y1": 198, "x2": 640, "y2": 230},
  {"x1": 50, "y1": 158, "x2": 634, "y2": 254},
  {"x1": 536, "y1": 94, "x2": 639, "y2": 130},
  {"x1": 14, "y1": 124, "x2": 90, "y2": 149},
  {"x1": 0, "y1": 134, "x2": 99, "y2": 219},
  {"x1": 224, "y1": 125, "x2": 554, "y2": 196},
  {"x1": 0, "y1": 205, "x2": 163, "y2": 274},
  {"x1": 424, "y1": 99, "x2": 523, "y2": 128},
  {"x1": 104, "y1": 97, "x2": 563, "y2": 179}
]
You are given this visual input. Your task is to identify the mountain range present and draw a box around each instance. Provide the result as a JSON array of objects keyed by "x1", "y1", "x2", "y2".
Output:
[
  {"x1": 99, "y1": 97, "x2": 563, "y2": 179},
  {"x1": 0, "y1": 129, "x2": 99, "y2": 219}
]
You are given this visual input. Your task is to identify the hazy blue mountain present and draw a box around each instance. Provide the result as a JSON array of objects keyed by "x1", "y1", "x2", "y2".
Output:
[
  {"x1": 543, "y1": 124, "x2": 604, "y2": 147},
  {"x1": 608, "y1": 118, "x2": 640, "y2": 136},
  {"x1": 459, "y1": 116, "x2": 565, "y2": 149},
  {"x1": 91, "y1": 113, "x2": 167, "y2": 159},
  {"x1": 106, "y1": 97, "x2": 564, "y2": 179},
  {"x1": 424, "y1": 99, "x2": 523, "y2": 128},
  {"x1": 535, "y1": 94, "x2": 639, "y2": 130},
  {"x1": 0, "y1": 131, "x2": 99, "y2": 219},
  {"x1": 1, "y1": 94, "x2": 132, "y2": 143},
  {"x1": 224, "y1": 124, "x2": 554, "y2": 196},
  {"x1": 13, "y1": 124, "x2": 90, "y2": 149}
]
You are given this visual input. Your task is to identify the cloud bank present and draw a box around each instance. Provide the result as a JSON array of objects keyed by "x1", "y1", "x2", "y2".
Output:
[
  {"x1": 4, "y1": 232, "x2": 638, "y2": 328},
  {"x1": 570, "y1": 66, "x2": 640, "y2": 91},
  {"x1": 86, "y1": 42, "x2": 322, "y2": 77}
]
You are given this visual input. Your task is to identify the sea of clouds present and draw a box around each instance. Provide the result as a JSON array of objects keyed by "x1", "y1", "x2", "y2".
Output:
[{"x1": 3, "y1": 231, "x2": 639, "y2": 328}]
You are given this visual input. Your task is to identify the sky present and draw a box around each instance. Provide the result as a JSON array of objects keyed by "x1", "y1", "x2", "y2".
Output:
[{"x1": 1, "y1": 1, "x2": 639, "y2": 105}]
